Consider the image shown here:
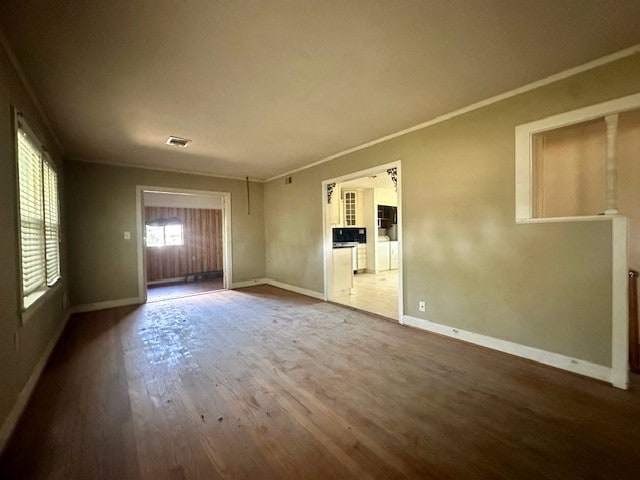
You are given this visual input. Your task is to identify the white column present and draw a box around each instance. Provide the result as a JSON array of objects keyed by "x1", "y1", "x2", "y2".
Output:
[{"x1": 605, "y1": 113, "x2": 619, "y2": 215}]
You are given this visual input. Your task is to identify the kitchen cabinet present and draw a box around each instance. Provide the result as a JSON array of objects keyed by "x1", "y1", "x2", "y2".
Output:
[
  {"x1": 333, "y1": 247, "x2": 353, "y2": 294},
  {"x1": 377, "y1": 242, "x2": 390, "y2": 271},
  {"x1": 389, "y1": 241, "x2": 398, "y2": 269},
  {"x1": 357, "y1": 244, "x2": 366, "y2": 271},
  {"x1": 376, "y1": 241, "x2": 398, "y2": 271},
  {"x1": 343, "y1": 190, "x2": 357, "y2": 226}
]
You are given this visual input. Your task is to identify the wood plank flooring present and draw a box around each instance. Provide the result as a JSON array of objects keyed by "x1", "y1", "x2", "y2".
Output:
[
  {"x1": 147, "y1": 278, "x2": 224, "y2": 302},
  {"x1": 1, "y1": 285, "x2": 639, "y2": 479}
]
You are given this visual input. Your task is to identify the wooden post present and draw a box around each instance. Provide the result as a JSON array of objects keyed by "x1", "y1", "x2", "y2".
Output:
[{"x1": 604, "y1": 114, "x2": 619, "y2": 215}]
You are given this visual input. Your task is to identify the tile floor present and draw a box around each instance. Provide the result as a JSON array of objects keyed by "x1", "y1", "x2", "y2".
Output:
[{"x1": 333, "y1": 269, "x2": 398, "y2": 320}]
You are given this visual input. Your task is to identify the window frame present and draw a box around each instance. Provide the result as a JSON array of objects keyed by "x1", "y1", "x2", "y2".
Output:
[
  {"x1": 515, "y1": 92, "x2": 640, "y2": 223},
  {"x1": 145, "y1": 222, "x2": 185, "y2": 248},
  {"x1": 14, "y1": 111, "x2": 61, "y2": 322}
]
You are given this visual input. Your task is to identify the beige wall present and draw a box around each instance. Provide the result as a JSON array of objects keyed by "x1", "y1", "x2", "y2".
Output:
[
  {"x1": 265, "y1": 53, "x2": 640, "y2": 366},
  {"x1": 0, "y1": 45, "x2": 67, "y2": 435},
  {"x1": 533, "y1": 108, "x2": 640, "y2": 342},
  {"x1": 65, "y1": 161, "x2": 265, "y2": 305}
]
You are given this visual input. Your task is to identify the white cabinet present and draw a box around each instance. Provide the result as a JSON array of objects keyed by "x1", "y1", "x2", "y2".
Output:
[
  {"x1": 333, "y1": 247, "x2": 353, "y2": 293},
  {"x1": 341, "y1": 189, "x2": 365, "y2": 227},
  {"x1": 376, "y1": 241, "x2": 398, "y2": 272},
  {"x1": 389, "y1": 241, "x2": 398, "y2": 270},
  {"x1": 357, "y1": 244, "x2": 366, "y2": 271},
  {"x1": 377, "y1": 242, "x2": 390, "y2": 271},
  {"x1": 343, "y1": 190, "x2": 357, "y2": 226}
]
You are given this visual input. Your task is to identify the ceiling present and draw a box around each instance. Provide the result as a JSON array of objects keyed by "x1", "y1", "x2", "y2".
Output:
[{"x1": 2, "y1": 1, "x2": 640, "y2": 181}]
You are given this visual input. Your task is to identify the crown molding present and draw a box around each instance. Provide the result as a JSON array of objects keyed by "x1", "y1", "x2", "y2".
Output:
[
  {"x1": 72, "y1": 157, "x2": 264, "y2": 183},
  {"x1": 265, "y1": 43, "x2": 640, "y2": 183},
  {"x1": 0, "y1": 28, "x2": 65, "y2": 155}
]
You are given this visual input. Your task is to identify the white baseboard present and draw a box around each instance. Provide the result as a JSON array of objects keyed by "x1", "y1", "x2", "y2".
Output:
[
  {"x1": 403, "y1": 315, "x2": 616, "y2": 388},
  {"x1": 232, "y1": 278, "x2": 268, "y2": 289},
  {"x1": 0, "y1": 309, "x2": 71, "y2": 455},
  {"x1": 265, "y1": 278, "x2": 325, "y2": 300},
  {"x1": 71, "y1": 297, "x2": 141, "y2": 314},
  {"x1": 232, "y1": 277, "x2": 325, "y2": 301}
]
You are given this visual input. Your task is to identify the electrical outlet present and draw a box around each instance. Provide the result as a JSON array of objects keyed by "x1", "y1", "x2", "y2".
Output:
[
  {"x1": 123, "y1": 231, "x2": 131, "y2": 240},
  {"x1": 419, "y1": 301, "x2": 426, "y2": 312}
]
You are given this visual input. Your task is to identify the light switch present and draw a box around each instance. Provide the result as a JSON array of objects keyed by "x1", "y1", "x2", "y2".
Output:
[{"x1": 124, "y1": 231, "x2": 131, "y2": 240}]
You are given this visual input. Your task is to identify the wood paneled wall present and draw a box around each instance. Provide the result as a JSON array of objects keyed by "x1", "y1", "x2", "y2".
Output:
[{"x1": 145, "y1": 207, "x2": 223, "y2": 282}]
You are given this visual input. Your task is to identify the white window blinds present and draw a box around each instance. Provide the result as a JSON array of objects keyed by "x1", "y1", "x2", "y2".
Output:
[
  {"x1": 17, "y1": 121, "x2": 60, "y2": 309},
  {"x1": 43, "y1": 159, "x2": 60, "y2": 285},
  {"x1": 18, "y1": 130, "x2": 46, "y2": 298}
]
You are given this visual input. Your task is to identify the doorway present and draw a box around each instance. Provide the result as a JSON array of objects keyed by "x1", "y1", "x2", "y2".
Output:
[
  {"x1": 135, "y1": 187, "x2": 232, "y2": 303},
  {"x1": 322, "y1": 162, "x2": 403, "y2": 321}
]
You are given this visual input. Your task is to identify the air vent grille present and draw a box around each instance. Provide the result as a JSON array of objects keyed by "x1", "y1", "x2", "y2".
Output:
[{"x1": 166, "y1": 136, "x2": 191, "y2": 147}]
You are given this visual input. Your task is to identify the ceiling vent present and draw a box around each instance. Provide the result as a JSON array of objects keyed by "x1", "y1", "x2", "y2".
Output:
[{"x1": 166, "y1": 136, "x2": 191, "y2": 147}]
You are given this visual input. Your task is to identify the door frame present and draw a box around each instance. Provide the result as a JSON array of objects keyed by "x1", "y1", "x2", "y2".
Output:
[
  {"x1": 321, "y1": 160, "x2": 404, "y2": 323},
  {"x1": 135, "y1": 185, "x2": 233, "y2": 303}
]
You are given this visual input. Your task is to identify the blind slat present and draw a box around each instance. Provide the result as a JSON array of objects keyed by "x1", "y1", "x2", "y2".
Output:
[
  {"x1": 17, "y1": 127, "x2": 60, "y2": 301},
  {"x1": 43, "y1": 159, "x2": 60, "y2": 285}
]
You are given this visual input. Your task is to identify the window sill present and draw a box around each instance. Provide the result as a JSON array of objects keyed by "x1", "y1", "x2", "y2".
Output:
[
  {"x1": 22, "y1": 280, "x2": 62, "y2": 325},
  {"x1": 516, "y1": 214, "x2": 624, "y2": 224}
]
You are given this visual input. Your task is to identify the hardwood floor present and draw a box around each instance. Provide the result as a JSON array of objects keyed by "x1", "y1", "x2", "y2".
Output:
[
  {"x1": 1, "y1": 285, "x2": 639, "y2": 479},
  {"x1": 147, "y1": 278, "x2": 223, "y2": 302}
]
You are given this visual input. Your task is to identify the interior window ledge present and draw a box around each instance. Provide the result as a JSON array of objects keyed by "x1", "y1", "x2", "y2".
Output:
[
  {"x1": 21, "y1": 280, "x2": 62, "y2": 325},
  {"x1": 516, "y1": 214, "x2": 624, "y2": 224}
]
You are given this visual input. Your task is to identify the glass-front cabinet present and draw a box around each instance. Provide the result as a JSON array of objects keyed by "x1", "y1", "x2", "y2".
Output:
[{"x1": 344, "y1": 190, "x2": 356, "y2": 226}]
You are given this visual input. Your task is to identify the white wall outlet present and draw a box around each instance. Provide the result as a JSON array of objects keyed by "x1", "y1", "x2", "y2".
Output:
[
  {"x1": 418, "y1": 301, "x2": 426, "y2": 312},
  {"x1": 123, "y1": 231, "x2": 131, "y2": 240}
]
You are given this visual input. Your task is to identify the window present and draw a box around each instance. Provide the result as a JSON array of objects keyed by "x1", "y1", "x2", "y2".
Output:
[
  {"x1": 16, "y1": 119, "x2": 60, "y2": 310},
  {"x1": 145, "y1": 222, "x2": 184, "y2": 247}
]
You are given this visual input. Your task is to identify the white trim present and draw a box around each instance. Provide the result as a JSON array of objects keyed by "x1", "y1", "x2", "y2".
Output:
[
  {"x1": 0, "y1": 309, "x2": 70, "y2": 455},
  {"x1": 403, "y1": 315, "x2": 614, "y2": 386},
  {"x1": 232, "y1": 278, "x2": 268, "y2": 289},
  {"x1": 71, "y1": 297, "x2": 141, "y2": 314},
  {"x1": 136, "y1": 186, "x2": 233, "y2": 303},
  {"x1": 75, "y1": 158, "x2": 264, "y2": 183},
  {"x1": 136, "y1": 188, "x2": 146, "y2": 302},
  {"x1": 322, "y1": 161, "x2": 404, "y2": 322},
  {"x1": 610, "y1": 217, "x2": 629, "y2": 389},
  {"x1": 20, "y1": 282, "x2": 62, "y2": 325},
  {"x1": 265, "y1": 278, "x2": 325, "y2": 300},
  {"x1": 396, "y1": 165, "x2": 404, "y2": 325},
  {"x1": 267, "y1": 44, "x2": 640, "y2": 183},
  {"x1": 515, "y1": 91, "x2": 640, "y2": 222},
  {"x1": 516, "y1": 215, "x2": 615, "y2": 224}
]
